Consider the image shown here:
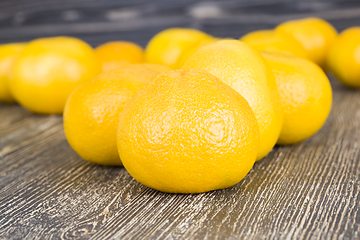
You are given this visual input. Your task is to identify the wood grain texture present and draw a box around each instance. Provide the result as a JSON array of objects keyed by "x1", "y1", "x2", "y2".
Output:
[
  {"x1": 1, "y1": 77, "x2": 359, "y2": 239},
  {"x1": 0, "y1": 0, "x2": 360, "y2": 239}
]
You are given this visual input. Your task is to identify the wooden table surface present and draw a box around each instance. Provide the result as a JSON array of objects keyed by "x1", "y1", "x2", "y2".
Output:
[{"x1": 1, "y1": 0, "x2": 360, "y2": 239}]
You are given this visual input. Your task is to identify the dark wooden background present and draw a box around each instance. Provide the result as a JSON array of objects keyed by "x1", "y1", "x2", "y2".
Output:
[{"x1": 1, "y1": 0, "x2": 360, "y2": 239}]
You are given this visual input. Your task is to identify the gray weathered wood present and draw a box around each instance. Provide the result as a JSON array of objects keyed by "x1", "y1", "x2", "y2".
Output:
[
  {"x1": 1, "y1": 0, "x2": 360, "y2": 239},
  {"x1": 0, "y1": 77, "x2": 359, "y2": 240}
]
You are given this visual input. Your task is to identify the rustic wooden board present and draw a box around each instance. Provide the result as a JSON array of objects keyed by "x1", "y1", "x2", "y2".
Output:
[{"x1": 1, "y1": 0, "x2": 360, "y2": 239}]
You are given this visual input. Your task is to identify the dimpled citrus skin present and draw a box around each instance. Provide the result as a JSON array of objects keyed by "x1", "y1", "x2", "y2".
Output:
[
  {"x1": 95, "y1": 41, "x2": 144, "y2": 72},
  {"x1": 275, "y1": 17, "x2": 337, "y2": 68},
  {"x1": 183, "y1": 40, "x2": 283, "y2": 161},
  {"x1": 261, "y1": 51, "x2": 332, "y2": 145},
  {"x1": 9, "y1": 36, "x2": 101, "y2": 114},
  {"x1": 145, "y1": 28, "x2": 214, "y2": 69},
  {"x1": 0, "y1": 43, "x2": 26, "y2": 104},
  {"x1": 240, "y1": 30, "x2": 308, "y2": 59},
  {"x1": 327, "y1": 27, "x2": 360, "y2": 88},
  {"x1": 64, "y1": 66, "x2": 159, "y2": 166},
  {"x1": 117, "y1": 69, "x2": 259, "y2": 194}
]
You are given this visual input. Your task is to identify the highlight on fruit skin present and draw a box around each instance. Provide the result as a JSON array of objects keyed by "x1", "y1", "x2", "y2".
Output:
[
  {"x1": 117, "y1": 69, "x2": 259, "y2": 194},
  {"x1": 261, "y1": 51, "x2": 332, "y2": 145},
  {"x1": 64, "y1": 65, "x2": 159, "y2": 166},
  {"x1": 182, "y1": 39, "x2": 283, "y2": 161},
  {"x1": 175, "y1": 37, "x2": 219, "y2": 68},
  {"x1": 327, "y1": 27, "x2": 360, "y2": 89},
  {"x1": 240, "y1": 30, "x2": 308, "y2": 59},
  {"x1": 275, "y1": 17, "x2": 337, "y2": 68},
  {"x1": 95, "y1": 41, "x2": 145, "y2": 72},
  {"x1": 9, "y1": 36, "x2": 101, "y2": 114},
  {"x1": 0, "y1": 42, "x2": 26, "y2": 104},
  {"x1": 145, "y1": 28, "x2": 214, "y2": 69}
]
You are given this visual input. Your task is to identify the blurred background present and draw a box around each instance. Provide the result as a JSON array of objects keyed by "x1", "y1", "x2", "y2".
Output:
[{"x1": 0, "y1": 0, "x2": 359, "y2": 47}]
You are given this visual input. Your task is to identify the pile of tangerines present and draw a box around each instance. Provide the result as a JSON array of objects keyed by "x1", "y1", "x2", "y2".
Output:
[{"x1": 1, "y1": 17, "x2": 359, "y2": 193}]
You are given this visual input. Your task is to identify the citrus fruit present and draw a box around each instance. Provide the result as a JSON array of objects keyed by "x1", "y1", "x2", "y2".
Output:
[
  {"x1": 102, "y1": 61, "x2": 172, "y2": 74},
  {"x1": 183, "y1": 39, "x2": 283, "y2": 161},
  {"x1": 64, "y1": 65, "x2": 159, "y2": 166},
  {"x1": 98, "y1": 60, "x2": 133, "y2": 73},
  {"x1": 117, "y1": 69, "x2": 259, "y2": 193},
  {"x1": 327, "y1": 27, "x2": 360, "y2": 88},
  {"x1": 175, "y1": 37, "x2": 219, "y2": 68},
  {"x1": 240, "y1": 30, "x2": 308, "y2": 59},
  {"x1": 0, "y1": 43, "x2": 26, "y2": 104},
  {"x1": 275, "y1": 17, "x2": 337, "y2": 68},
  {"x1": 145, "y1": 28, "x2": 214, "y2": 69},
  {"x1": 95, "y1": 41, "x2": 144, "y2": 72},
  {"x1": 139, "y1": 63, "x2": 172, "y2": 73},
  {"x1": 261, "y1": 51, "x2": 332, "y2": 145},
  {"x1": 9, "y1": 36, "x2": 101, "y2": 114}
]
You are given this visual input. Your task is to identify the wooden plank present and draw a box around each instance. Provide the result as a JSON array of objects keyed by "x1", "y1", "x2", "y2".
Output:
[
  {"x1": 0, "y1": 0, "x2": 359, "y2": 46},
  {"x1": 0, "y1": 77, "x2": 359, "y2": 239},
  {"x1": 0, "y1": 0, "x2": 360, "y2": 239}
]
